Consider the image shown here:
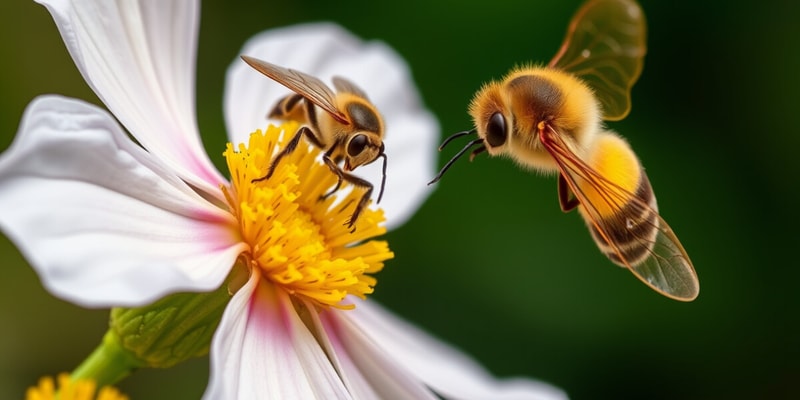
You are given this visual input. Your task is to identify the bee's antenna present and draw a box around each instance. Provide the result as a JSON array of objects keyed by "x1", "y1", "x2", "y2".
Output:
[
  {"x1": 428, "y1": 137, "x2": 485, "y2": 185},
  {"x1": 377, "y1": 143, "x2": 387, "y2": 203},
  {"x1": 438, "y1": 129, "x2": 477, "y2": 151}
]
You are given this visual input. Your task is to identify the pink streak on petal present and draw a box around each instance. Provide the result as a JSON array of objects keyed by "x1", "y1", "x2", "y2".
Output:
[
  {"x1": 321, "y1": 307, "x2": 437, "y2": 399},
  {"x1": 0, "y1": 95, "x2": 245, "y2": 307},
  {"x1": 340, "y1": 298, "x2": 569, "y2": 400},
  {"x1": 205, "y1": 273, "x2": 349, "y2": 399},
  {"x1": 35, "y1": 0, "x2": 227, "y2": 200}
]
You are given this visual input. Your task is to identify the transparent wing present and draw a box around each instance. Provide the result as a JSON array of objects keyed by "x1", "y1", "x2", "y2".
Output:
[
  {"x1": 541, "y1": 126, "x2": 699, "y2": 301},
  {"x1": 332, "y1": 76, "x2": 369, "y2": 99},
  {"x1": 631, "y1": 225, "x2": 700, "y2": 301},
  {"x1": 240, "y1": 55, "x2": 349, "y2": 124},
  {"x1": 548, "y1": 0, "x2": 646, "y2": 121}
]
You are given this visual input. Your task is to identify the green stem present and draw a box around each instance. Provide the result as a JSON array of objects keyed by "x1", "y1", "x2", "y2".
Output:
[{"x1": 70, "y1": 330, "x2": 143, "y2": 387}]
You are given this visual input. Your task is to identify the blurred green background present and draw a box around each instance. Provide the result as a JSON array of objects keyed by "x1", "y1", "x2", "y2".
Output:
[{"x1": 2, "y1": 0, "x2": 798, "y2": 399}]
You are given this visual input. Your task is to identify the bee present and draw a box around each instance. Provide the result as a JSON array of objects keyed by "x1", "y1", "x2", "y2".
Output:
[
  {"x1": 240, "y1": 55, "x2": 387, "y2": 231},
  {"x1": 429, "y1": 0, "x2": 699, "y2": 301}
]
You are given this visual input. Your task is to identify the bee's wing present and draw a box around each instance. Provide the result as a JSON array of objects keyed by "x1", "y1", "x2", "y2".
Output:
[
  {"x1": 332, "y1": 76, "x2": 370, "y2": 100},
  {"x1": 541, "y1": 126, "x2": 699, "y2": 301},
  {"x1": 548, "y1": 0, "x2": 646, "y2": 121},
  {"x1": 240, "y1": 55, "x2": 349, "y2": 124}
]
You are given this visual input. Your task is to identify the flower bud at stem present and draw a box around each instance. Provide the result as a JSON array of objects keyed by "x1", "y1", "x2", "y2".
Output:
[
  {"x1": 109, "y1": 265, "x2": 245, "y2": 369},
  {"x1": 71, "y1": 264, "x2": 247, "y2": 386}
]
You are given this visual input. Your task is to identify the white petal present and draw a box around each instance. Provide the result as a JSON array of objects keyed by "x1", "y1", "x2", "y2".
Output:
[
  {"x1": 225, "y1": 22, "x2": 439, "y2": 229},
  {"x1": 205, "y1": 273, "x2": 349, "y2": 399},
  {"x1": 336, "y1": 299, "x2": 569, "y2": 400},
  {"x1": 311, "y1": 324, "x2": 381, "y2": 399},
  {"x1": 0, "y1": 96, "x2": 246, "y2": 307},
  {"x1": 35, "y1": 0, "x2": 225, "y2": 199},
  {"x1": 313, "y1": 305, "x2": 438, "y2": 399}
]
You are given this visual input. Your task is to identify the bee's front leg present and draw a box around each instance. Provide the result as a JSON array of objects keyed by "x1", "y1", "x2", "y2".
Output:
[
  {"x1": 320, "y1": 152, "x2": 373, "y2": 233},
  {"x1": 320, "y1": 149, "x2": 345, "y2": 200}
]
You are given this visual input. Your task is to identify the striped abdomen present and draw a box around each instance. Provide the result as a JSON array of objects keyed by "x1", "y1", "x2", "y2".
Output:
[
  {"x1": 577, "y1": 132, "x2": 659, "y2": 267},
  {"x1": 269, "y1": 93, "x2": 321, "y2": 130},
  {"x1": 587, "y1": 171, "x2": 659, "y2": 267}
]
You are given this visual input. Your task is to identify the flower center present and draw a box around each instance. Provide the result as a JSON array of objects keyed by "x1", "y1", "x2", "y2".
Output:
[
  {"x1": 221, "y1": 123, "x2": 393, "y2": 309},
  {"x1": 26, "y1": 373, "x2": 128, "y2": 400}
]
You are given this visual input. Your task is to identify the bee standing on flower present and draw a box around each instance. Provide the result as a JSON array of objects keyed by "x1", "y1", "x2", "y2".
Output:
[
  {"x1": 429, "y1": 0, "x2": 699, "y2": 301},
  {"x1": 240, "y1": 56, "x2": 388, "y2": 231}
]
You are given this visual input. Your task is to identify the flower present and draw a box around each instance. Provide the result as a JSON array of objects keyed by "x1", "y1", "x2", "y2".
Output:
[
  {"x1": 1, "y1": 0, "x2": 567, "y2": 399},
  {"x1": 26, "y1": 373, "x2": 128, "y2": 400}
]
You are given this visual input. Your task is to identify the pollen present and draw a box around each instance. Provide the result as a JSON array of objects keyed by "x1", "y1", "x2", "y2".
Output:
[
  {"x1": 26, "y1": 373, "x2": 128, "y2": 400},
  {"x1": 221, "y1": 123, "x2": 393, "y2": 309}
]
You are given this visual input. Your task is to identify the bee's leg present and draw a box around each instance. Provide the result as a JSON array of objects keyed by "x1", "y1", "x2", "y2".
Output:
[
  {"x1": 469, "y1": 144, "x2": 487, "y2": 162},
  {"x1": 318, "y1": 154, "x2": 372, "y2": 231},
  {"x1": 304, "y1": 128, "x2": 326, "y2": 149},
  {"x1": 320, "y1": 151, "x2": 345, "y2": 200},
  {"x1": 341, "y1": 174, "x2": 373, "y2": 233},
  {"x1": 252, "y1": 126, "x2": 312, "y2": 183},
  {"x1": 558, "y1": 174, "x2": 580, "y2": 212}
]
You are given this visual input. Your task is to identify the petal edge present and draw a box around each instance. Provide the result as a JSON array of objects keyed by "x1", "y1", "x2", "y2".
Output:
[{"x1": 0, "y1": 95, "x2": 245, "y2": 307}]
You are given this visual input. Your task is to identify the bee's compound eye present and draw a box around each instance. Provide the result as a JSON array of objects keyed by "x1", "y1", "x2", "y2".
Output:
[
  {"x1": 485, "y1": 112, "x2": 507, "y2": 147},
  {"x1": 347, "y1": 134, "x2": 369, "y2": 157}
]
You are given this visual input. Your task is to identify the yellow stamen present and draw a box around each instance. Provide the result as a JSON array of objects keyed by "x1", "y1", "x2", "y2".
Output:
[
  {"x1": 25, "y1": 373, "x2": 128, "y2": 400},
  {"x1": 221, "y1": 123, "x2": 393, "y2": 309}
]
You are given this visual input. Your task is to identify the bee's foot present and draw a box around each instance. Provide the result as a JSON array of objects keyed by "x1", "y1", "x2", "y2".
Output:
[{"x1": 344, "y1": 217, "x2": 357, "y2": 233}]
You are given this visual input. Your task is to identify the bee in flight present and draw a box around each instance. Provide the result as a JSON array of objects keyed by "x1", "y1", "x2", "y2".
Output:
[
  {"x1": 429, "y1": 0, "x2": 699, "y2": 301},
  {"x1": 240, "y1": 55, "x2": 388, "y2": 232}
]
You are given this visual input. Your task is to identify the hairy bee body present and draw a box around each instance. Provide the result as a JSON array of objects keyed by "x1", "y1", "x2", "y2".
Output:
[
  {"x1": 471, "y1": 67, "x2": 658, "y2": 267},
  {"x1": 431, "y1": 0, "x2": 699, "y2": 301},
  {"x1": 240, "y1": 56, "x2": 388, "y2": 231},
  {"x1": 269, "y1": 91, "x2": 384, "y2": 167},
  {"x1": 579, "y1": 133, "x2": 659, "y2": 267},
  {"x1": 469, "y1": 67, "x2": 600, "y2": 172}
]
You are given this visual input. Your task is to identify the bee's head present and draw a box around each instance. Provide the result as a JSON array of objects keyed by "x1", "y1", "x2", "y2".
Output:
[
  {"x1": 343, "y1": 133, "x2": 383, "y2": 171},
  {"x1": 343, "y1": 134, "x2": 388, "y2": 204},
  {"x1": 469, "y1": 82, "x2": 510, "y2": 155}
]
